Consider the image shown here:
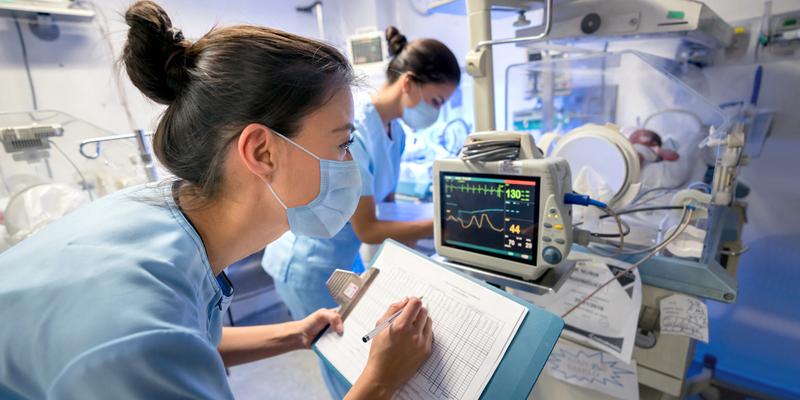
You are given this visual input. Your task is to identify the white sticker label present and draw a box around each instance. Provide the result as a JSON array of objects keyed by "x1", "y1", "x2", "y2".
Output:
[
  {"x1": 659, "y1": 293, "x2": 709, "y2": 343},
  {"x1": 343, "y1": 282, "x2": 359, "y2": 299},
  {"x1": 498, "y1": 160, "x2": 521, "y2": 175}
]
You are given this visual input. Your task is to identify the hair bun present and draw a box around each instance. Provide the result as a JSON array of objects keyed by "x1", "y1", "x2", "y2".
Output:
[
  {"x1": 385, "y1": 26, "x2": 407, "y2": 57},
  {"x1": 123, "y1": 1, "x2": 192, "y2": 105}
]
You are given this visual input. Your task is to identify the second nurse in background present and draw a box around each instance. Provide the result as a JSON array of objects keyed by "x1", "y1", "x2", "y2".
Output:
[{"x1": 261, "y1": 26, "x2": 460, "y2": 398}]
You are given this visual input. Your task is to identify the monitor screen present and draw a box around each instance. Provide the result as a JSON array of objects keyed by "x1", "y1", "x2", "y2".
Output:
[
  {"x1": 440, "y1": 172, "x2": 540, "y2": 265},
  {"x1": 350, "y1": 36, "x2": 383, "y2": 65}
]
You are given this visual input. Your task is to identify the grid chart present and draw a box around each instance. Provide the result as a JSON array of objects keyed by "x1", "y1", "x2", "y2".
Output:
[{"x1": 367, "y1": 267, "x2": 503, "y2": 399}]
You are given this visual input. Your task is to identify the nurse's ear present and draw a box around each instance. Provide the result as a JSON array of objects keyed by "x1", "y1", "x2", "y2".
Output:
[
  {"x1": 236, "y1": 123, "x2": 279, "y2": 182},
  {"x1": 400, "y1": 73, "x2": 421, "y2": 107}
]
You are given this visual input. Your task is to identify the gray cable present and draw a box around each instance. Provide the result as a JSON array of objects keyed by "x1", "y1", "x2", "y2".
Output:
[
  {"x1": 459, "y1": 139, "x2": 521, "y2": 161},
  {"x1": 14, "y1": 17, "x2": 38, "y2": 110}
]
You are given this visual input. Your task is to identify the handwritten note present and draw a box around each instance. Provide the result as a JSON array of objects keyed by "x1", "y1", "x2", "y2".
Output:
[
  {"x1": 546, "y1": 340, "x2": 639, "y2": 400},
  {"x1": 659, "y1": 294, "x2": 709, "y2": 343}
]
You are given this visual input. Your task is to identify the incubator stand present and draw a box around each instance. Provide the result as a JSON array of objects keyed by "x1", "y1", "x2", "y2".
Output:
[{"x1": 0, "y1": 110, "x2": 149, "y2": 251}]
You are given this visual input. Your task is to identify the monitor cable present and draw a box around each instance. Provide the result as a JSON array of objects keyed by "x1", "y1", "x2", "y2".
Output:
[
  {"x1": 562, "y1": 205, "x2": 695, "y2": 318},
  {"x1": 459, "y1": 139, "x2": 521, "y2": 162}
]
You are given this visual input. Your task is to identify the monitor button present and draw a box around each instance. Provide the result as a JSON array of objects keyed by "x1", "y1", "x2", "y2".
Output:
[{"x1": 542, "y1": 247, "x2": 563, "y2": 264}]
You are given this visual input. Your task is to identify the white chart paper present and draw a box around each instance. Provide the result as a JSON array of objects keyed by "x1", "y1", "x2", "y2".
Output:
[{"x1": 316, "y1": 241, "x2": 527, "y2": 400}]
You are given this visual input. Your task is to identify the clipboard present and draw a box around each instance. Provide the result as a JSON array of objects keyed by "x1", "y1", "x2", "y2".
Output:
[{"x1": 312, "y1": 240, "x2": 564, "y2": 399}]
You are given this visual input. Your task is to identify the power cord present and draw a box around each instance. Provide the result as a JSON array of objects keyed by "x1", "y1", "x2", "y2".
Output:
[{"x1": 14, "y1": 17, "x2": 38, "y2": 110}]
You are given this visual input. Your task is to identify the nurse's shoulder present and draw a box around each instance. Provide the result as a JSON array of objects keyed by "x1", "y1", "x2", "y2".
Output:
[{"x1": 0, "y1": 185, "x2": 224, "y2": 398}]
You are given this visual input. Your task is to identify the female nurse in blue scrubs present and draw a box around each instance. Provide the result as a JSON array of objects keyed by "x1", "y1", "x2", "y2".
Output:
[
  {"x1": 0, "y1": 2, "x2": 432, "y2": 399},
  {"x1": 262, "y1": 26, "x2": 460, "y2": 398}
]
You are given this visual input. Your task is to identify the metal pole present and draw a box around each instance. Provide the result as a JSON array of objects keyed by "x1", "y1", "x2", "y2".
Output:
[
  {"x1": 466, "y1": 0, "x2": 497, "y2": 131},
  {"x1": 134, "y1": 129, "x2": 158, "y2": 182}
]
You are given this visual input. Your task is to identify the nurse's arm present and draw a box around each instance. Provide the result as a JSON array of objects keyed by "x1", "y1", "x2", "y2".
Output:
[
  {"x1": 350, "y1": 196, "x2": 433, "y2": 245},
  {"x1": 217, "y1": 309, "x2": 343, "y2": 366}
]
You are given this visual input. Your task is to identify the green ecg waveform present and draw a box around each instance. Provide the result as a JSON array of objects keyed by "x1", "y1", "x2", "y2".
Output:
[{"x1": 445, "y1": 182, "x2": 507, "y2": 198}]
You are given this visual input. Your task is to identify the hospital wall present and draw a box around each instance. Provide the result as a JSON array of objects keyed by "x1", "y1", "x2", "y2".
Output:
[{"x1": 1, "y1": 0, "x2": 799, "y2": 396}]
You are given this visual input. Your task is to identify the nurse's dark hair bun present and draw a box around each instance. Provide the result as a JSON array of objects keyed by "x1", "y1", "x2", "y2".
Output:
[
  {"x1": 384, "y1": 27, "x2": 460, "y2": 86},
  {"x1": 123, "y1": 0, "x2": 193, "y2": 105},
  {"x1": 120, "y1": 0, "x2": 355, "y2": 202},
  {"x1": 385, "y1": 26, "x2": 408, "y2": 57}
]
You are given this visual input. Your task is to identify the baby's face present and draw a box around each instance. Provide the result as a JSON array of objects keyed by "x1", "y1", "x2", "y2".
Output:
[
  {"x1": 629, "y1": 129, "x2": 662, "y2": 147},
  {"x1": 629, "y1": 129, "x2": 679, "y2": 163}
]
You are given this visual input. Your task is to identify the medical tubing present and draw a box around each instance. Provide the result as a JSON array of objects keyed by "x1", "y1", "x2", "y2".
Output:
[
  {"x1": 48, "y1": 140, "x2": 94, "y2": 201},
  {"x1": 574, "y1": 220, "x2": 631, "y2": 238},
  {"x1": 604, "y1": 205, "x2": 685, "y2": 218},
  {"x1": 587, "y1": 206, "x2": 694, "y2": 257},
  {"x1": 597, "y1": 205, "x2": 624, "y2": 254},
  {"x1": 561, "y1": 206, "x2": 695, "y2": 318},
  {"x1": 563, "y1": 192, "x2": 606, "y2": 208},
  {"x1": 563, "y1": 193, "x2": 625, "y2": 252}
]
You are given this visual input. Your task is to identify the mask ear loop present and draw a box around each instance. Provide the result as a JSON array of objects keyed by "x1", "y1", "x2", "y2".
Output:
[
  {"x1": 266, "y1": 183, "x2": 288, "y2": 210},
  {"x1": 269, "y1": 129, "x2": 322, "y2": 161},
  {"x1": 266, "y1": 128, "x2": 323, "y2": 210}
]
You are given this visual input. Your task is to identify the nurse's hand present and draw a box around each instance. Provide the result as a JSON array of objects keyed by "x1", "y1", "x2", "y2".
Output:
[
  {"x1": 348, "y1": 297, "x2": 433, "y2": 399},
  {"x1": 295, "y1": 308, "x2": 344, "y2": 349}
]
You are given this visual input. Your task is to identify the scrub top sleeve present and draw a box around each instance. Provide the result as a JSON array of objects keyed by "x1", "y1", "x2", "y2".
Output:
[
  {"x1": 349, "y1": 139, "x2": 375, "y2": 197},
  {"x1": 48, "y1": 330, "x2": 233, "y2": 400}
]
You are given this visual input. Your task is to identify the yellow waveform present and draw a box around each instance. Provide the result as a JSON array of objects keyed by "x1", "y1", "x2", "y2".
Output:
[{"x1": 446, "y1": 214, "x2": 504, "y2": 233}]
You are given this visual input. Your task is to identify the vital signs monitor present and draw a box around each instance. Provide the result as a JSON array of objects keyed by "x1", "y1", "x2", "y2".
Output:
[{"x1": 433, "y1": 131, "x2": 573, "y2": 281}]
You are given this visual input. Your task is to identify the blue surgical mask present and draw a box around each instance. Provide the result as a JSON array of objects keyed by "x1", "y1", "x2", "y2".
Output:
[
  {"x1": 402, "y1": 97, "x2": 440, "y2": 130},
  {"x1": 267, "y1": 131, "x2": 362, "y2": 238}
]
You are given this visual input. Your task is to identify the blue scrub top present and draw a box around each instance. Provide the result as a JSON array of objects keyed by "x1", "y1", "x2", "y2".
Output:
[
  {"x1": 0, "y1": 183, "x2": 233, "y2": 399},
  {"x1": 263, "y1": 96, "x2": 405, "y2": 286}
]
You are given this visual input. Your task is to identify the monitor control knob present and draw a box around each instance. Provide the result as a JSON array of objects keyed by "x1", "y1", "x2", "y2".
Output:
[{"x1": 542, "y1": 246, "x2": 563, "y2": 264}]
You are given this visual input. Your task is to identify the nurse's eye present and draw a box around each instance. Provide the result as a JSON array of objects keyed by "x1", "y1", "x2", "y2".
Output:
[{"x1": 340, "y1": 136, "x2": 355, "y2": 150}]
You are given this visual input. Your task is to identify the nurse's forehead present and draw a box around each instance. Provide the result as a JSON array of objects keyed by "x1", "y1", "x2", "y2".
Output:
[
  {"x1": 301, "y1": 88, "x2": 354, "y2": 130},
  {"x1": 331, "y1": 123, "x2": 355, "y2": 133},
  {"x1": 428, "y1": 83, "x2": 455, "y2": 98}
]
